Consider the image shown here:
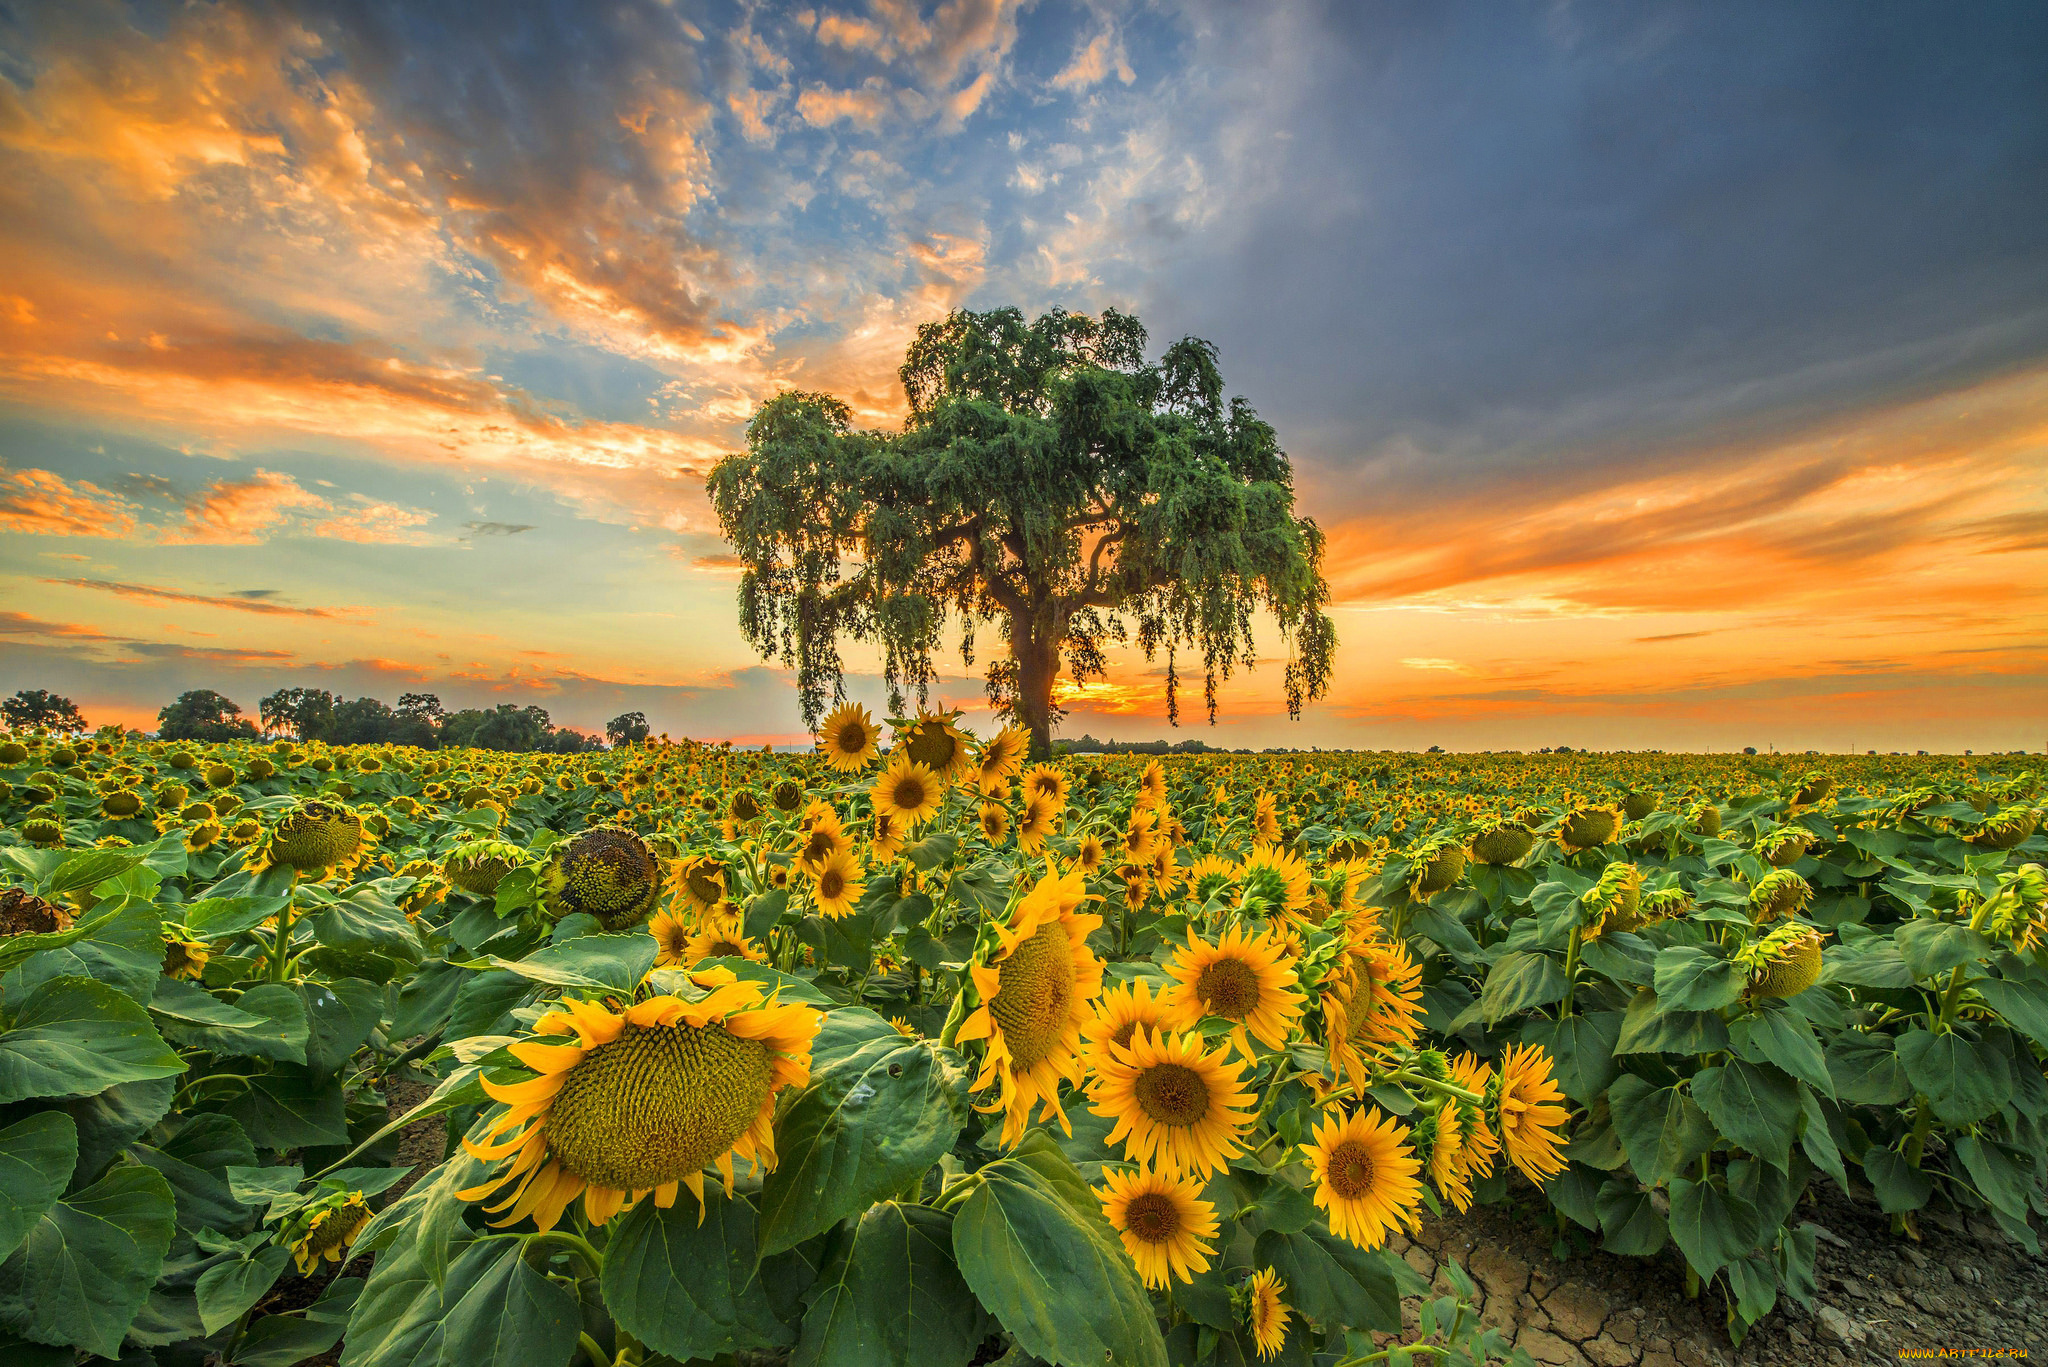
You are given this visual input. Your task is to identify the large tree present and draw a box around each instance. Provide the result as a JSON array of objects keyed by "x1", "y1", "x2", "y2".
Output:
[
  {"x1": 709, "y1": 307, "x2": 1336, "y2": 757},
  {"x1": 2, "y1": 689, "x2": 86, "y2": 732},
  {"x1": 158, "y1": 690, "x2": 259, "y2": 742}
]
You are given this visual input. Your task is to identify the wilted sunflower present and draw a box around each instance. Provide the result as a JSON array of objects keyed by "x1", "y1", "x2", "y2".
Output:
[
  {"x1": 290, "y1": 1192, "x2": 370, "y2": 1275},
  {"x1": 0, "y1": 887, "x2": 71, "y2": 936},
  {"x1": 1301, "y1": 1106, "x2": 1423, "y2": 1249},
  {"x1": 1492, "y1": 1043, "x2": 1570, "y2": 1184},
  {"x1": 1557, "y1": 805, "x2": 1622, "y2": 853},
  {"x1": 1245, "y1": 1268, "x2": 1291, "y2": 1361},
  {"x1": 1739, "y1": 924, "x2": 1826, "y2": 999},
  {"x1": 809, "y1": 848, "x2": 865, "y2": 920},
  {"x1": 459, "y1": 974, "x2": 820, "y2": 1229},
  {"x1": 1470, "y1": 820, "x2": 1536, "y2": 867},
  {"x1": 1748, "y1": 868, "x2": 1812, "y2": 922},
  {"x1": 258, "y1": 800, "x2": 365, "y2": 873},
  {"x1": 871, "y1": 755, "x2": 944, "y2": 831},
  {"x1": 1162, "y1": 925, "x2": 1305, "y2": 1056},
  {"x1": 162, "y1": 936, "x2": 210, "y2": 980},
  {"x1": 816, "y1": 703, "x2": 880, "y2": 772},
  {"x1": 543, "y1": 827, "x2": 664, "y2": 930},
  {"x1": 1097, "y1": 1166, "x2": 1218, "y2": 1288},
  {"x1": 956, "y1": 866, "x2": 1104, "y2": 1145},
  {"x1": 443, "y1": 840, "x2": 526, "y2": 897},
  {"x1": 974, "y1": 726, "x2": 1029, "y2": 795},
  {"x1": 1090, "y1": 1027, "x2": 1255, "y2": 1178}
]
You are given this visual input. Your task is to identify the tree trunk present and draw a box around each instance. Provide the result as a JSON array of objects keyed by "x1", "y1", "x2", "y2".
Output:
[{"x1": 1012, "y1": 619, "x2": 1062, "y2": 762}]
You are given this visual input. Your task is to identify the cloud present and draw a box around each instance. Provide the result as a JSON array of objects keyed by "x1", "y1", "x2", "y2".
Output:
[
  {"x1": 0, "y1": 611, "x2": 128, "y2": 643},
  {"x1": 315, "y1": 500, "x2": 436, "y2": 545},
  {"x1": 0, "y1": 465, "x2": 138, "y2": 537},
  {"x1": 45, "y1": 578, "x2": 354, "y2": 618},
  {"x1": 1051, "y1": 31, "x2": 1133, "y2": 91},
  {"x1": 796, "y1": 81, "x2": 894, "y2": 129},
  {"x1": 464, "y1": 521, "x2": 537, "y2": 536},
  {"x1": 164, "y1": 468, "x2": 327, "y2": 545}
]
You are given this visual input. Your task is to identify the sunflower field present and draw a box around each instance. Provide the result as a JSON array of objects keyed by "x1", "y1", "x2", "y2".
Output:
[{"x1": 0, "y1": 718, "x2": 2044, "y2": 1367}]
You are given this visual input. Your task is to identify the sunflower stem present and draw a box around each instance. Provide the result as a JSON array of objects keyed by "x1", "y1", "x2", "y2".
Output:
[
  {"x1": 577, "y1": 1332, "x2": 610, "y2": 1367},
  {"x1": 267, "y1": 899, "x2": 297, "y2": 984},
  {"x1": 529, "y1": 1230, "x2": 605, "y2": 1279},
  {"x1": 1558, "y1": 926, "x2": 1582, "y2": 1018}
]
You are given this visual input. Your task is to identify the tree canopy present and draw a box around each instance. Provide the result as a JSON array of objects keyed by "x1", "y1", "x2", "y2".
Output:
[
  {"x1": 2, "y1": 688, "x2": 86, "y2": 732},
  {"x1": 709, "y1": 306, "x2": 1336, "y2": 756},
  {"x1": 157, "y1": 689, "x2": 259, "y2": 742}
]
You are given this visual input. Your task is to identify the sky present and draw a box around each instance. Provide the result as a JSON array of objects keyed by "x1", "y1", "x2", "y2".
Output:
[{"x1": 1, "y1": 0, "x2": 2045, "y2": 753}]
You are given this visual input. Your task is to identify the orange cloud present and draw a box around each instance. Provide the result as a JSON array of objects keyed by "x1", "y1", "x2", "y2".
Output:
[
  {"x1": 45, "y1": 578, "x2": 356, "y2": 618},
  {"x1": 165, "y1": 468, "x2": 327, "y2": 545},
  {"x1": 0, "y1": 465, "x2": 138, "y2": 537}
]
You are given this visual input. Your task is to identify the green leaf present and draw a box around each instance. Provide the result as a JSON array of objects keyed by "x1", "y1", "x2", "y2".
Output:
[
  {"x1": 1614, "y1": 988, "x2": 1729, "y2": 1056},
  {"x1": 4, "y1": 903, "x2": 167, "y2": 1005},
  {"x1": 1730, "y1": 1008, "x2": 1833, "y2": 1099},
  {"x1": 0, "y1": 975, "x2": 185, "y2": 1104},
  {"x1": 0, "y1": 1114, "x2": 75, "y2": 1263},
  {"x1": 1896, "y1": 1028, "x2": 2010, "y2": 1125},
  {"x1": 1607, "y1": 1074, "x2": 1715, "y2": 1186},
  {"x1": 1595, "y1": 1179, "x2": 1667, "y2": 1256},
  {"x1": 1519, "y1": 1011, "x2": 1621, "y2": 1103},
  {"x1": 340, "y1": 1226, "x2": 458, "y2": 1367},
  {"x1": 1577, "y1": 931, "x2": 1657, "y2": 987},
  {"x1": 1825, "y1": 1031, "x2": 1913, "y2": 1106},
  {"x1": 953, "y1": 1148, "x2": 1166, "y2": 1367},
  {"x1": 309, "y1": 892, "x2": 423, "y2": 967},
  {"x1": 0, "y1": 910, "x2": 108, "y2": 975},
  {"x1": 1253, "y1": 1228, "x2": 1404, "y2": 1334},
  {"x1": 154, "y1": 980, "x2": 310, "y2": 1064},
  {"x1": 758, "y1": 1037, "x2": 971, "y2": 1256},
  {"x1": 438, "y1": 1231, "x2": 581, "y2": 1367},
  {"x1": 1665, "y1": 1178, "x2": 1760, "y2": 1280},
  {"x1": 1798, "y1": 1088, "x2": 1848, "y2": 1189},
  {"x1": 45, "y1": 844, "x2": 159, "y2": 896},
  {"x1": 185, "y1": 896, "x2": 291, "y2": 940},
  {"x1": 1860, "y1": 1148, "x2": 1933, "y2": 1214},
  {"x1": 1652, "y1": 945, "x2": 1743, "y2": 1012},
  {"x1": 298, "y1": 978, "x2": 384, "y2": 1077},
  {"x1": 1952, "y1": 1135, "x2": 2034, "y2": 1221},
  {"x1": 197, "y1": 1245, "x2": 292, "y2": 1335},
  {"x1": 132, "y1": 1112, "x2": 258, "y2": 1233},
  {"x1": 231, "y1": 1306, "x2": 345, "y2": 1367},
  {"x1": 1973, "y1": 977, "x2": 2048, "y2": 1049},
  {"x1": 1692, "y1": 1062, "x2": 1800, "y2": 1170},
  {"x1": 1820, "y1": 941, "x2": 1913, "y2": 989},
  {"x1": 225, "y1": 1066, "x2": 350, "y2": 1150},
  {"x1": 0, "y1": 1163, "x2": 177, "y2": 1358},
  {"x1": 62, "y1": 1076, "x2": 176, "y2": 1184},
  {"x1": 600, "y1": 1190, "x2": 793, "y2": 1360},
  {"x1": 1477, "y1": 950, "x2": 1565, "y2": 1024},
  {"x1": 793, "y1": 1202, "x2": 984, "y2": 1367},
  {"x1": 469, "y1": 932, "x2": 656, "y2": 994},
  {"x1": 1895, "y1": 919, "x2": 1995, "y2": 980}
]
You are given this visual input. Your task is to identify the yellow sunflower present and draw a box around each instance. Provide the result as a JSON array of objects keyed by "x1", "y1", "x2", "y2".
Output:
[
  {"x1": 1016, "y1": 793, "x2": 1058, "y2": 854},
  {"x1": 1301, "y1": 1106, "x2": 1424, "y2": 1249},
  {"x1": 1252, "y1": 790, "x2": 1283, "y2": 843},
  {"x1": 871, "y1": 755, "x2": 944, "y2": 831},
  {"x1": 1422, "y1": 1099, "x2": 1478, "y2": 1213},
  {"x1": 868, "y1": 808, "x2": 906, "y2": 863},
  {"x1": 648, "y1": 911, "x2": 693, "y2": 967},
  {"x1": 955, "y1": 866, "x2": 1105, "y2": 1146},
  {"x1": 1089, "y1": 1027, "x2": 1255, "y2": 1178},
  {"x1": 290, "y1": 1192, "x2": 370, "y2": 1274},
  {"x1": 1447, "y1": 1053, "x2": 1501, "y2": 1178},
  {"x1": 809, "y1": 848, "x2": 866, "y2": 920},
  {"x1": 1080, "y1": 976, "x2": 1171, "y2": 1070},
  {"x1": 978, "y1": 802, "x2": 1011, "y2": 845},
  {"x1": 1246, "y1": 1267, "x2": 1290, "y2": 1360},
  {"x1": 816, "y1": 702, "x2": 881, "y2": 772},
  {"x1": 1238, "y1": 843, "x2": 1311, "y2": 919},
  {"x1": 895, "y1": 710, "x2": 975, "y2": 785},
  {"x1": 1021, "y1": 763, "x2": 1069, "y2": 811},
  {"x1": 1072, "y1": 832, "x2": 1109, "y2": 875},
  {"x1": 794, "y1": 806, "x2": 851, "y2": 872},
  {"x1": 676, "y1": 854, "x2": 728, "y2": 916},
  {"x1": 1493, "y1": 1043, "x2": 1570, "y2": 1184},
  {"x1": 975, "y1": 726, "x2": 1029, "y2": 794},
  {"x1": 459, "y1": 975, "x2": 820, "y2": 1229},
  {"x1": 1162, "y1": 925, "x2": 1305, "y2": 1057},
  {"x1": 1097, "y1": 1166, "x2": 1219, "y2": 1288},
  {"x1": 1135, "y1": 759, "x2": 1168, "y2": 809},
  {"x1": 162, "y1": 937, "x2": 210, "y2": 980},
  {"x1": 1324, "y1": 940, "x2": 1425, "y2": 1090},
  {"x1": 1118, "y1": 808, "x2": 1160, "y2": 865},
  {"x1": 1185, "y1": 853, "x2": 1238, "y2": 904}
]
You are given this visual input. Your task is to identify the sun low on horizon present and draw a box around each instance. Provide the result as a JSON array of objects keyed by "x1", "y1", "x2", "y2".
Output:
[{"x1": 2, "y1": 0, "x2": 2045, "y2": 753}]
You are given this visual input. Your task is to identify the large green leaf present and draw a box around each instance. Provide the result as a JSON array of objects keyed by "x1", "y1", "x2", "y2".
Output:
[
  {"x1": 438, "y1": 1230, "x2": 581, "y2": 1367},
  {"x1": 1824, "y1": 1031, "x2": 1912, "y2": 1106},
  {"x1": 225, "y1": 1066, "x2": 350, "y2": 1150},
  {"x1": 307, "y1": 893, "x2": 424, "y2": 967},
  {"x1": 758, "y1": 1036, "x2": 971, "y2": 1256},
  {"x1": 1860, "y1": 1148, "x2": 1933, "y2": 1214},
  {"x1": 1895, "y1": 919, "x2": 1994, "y2": 980},
  {"x1": 1730, "y1": 1008, "x2": 1832, "y2": 1099},
  {"x1": 197, "y1": 1245, "x2": 292, "y2": 1335},
  {"x1": 62, "y1": 1076, "x2": 177, "y2": 1185},
  {"x1": 1820, "y1": 940, "x2": 1914, "y2": 989},
  {"x1": 131, "y1": 1111, "x2": 258, "y2": 1234},
  {"x1": 1614, "y1": 988, "x2": 1728, "y2": 1056},
  {"x1": 1519, "y1": 1011, "x2": 1621, "y2": 1103},
  {"x1": 341, "y1": 1233, "x2": 487, "y2": 1367},
  {"x1": 3, "y1": 903, "x2": 166, "y2": 1005},
  {"x1": 1253, "y1": 1228, "x2": 1404, "y2": 1334},
  {"x1": 600, "y1": 1190, "x2": 793, "y2": 1360},
  {"x1": 793, "y1": 1202, "x2": 984, "y2": 1367},
  {"x1": 297, "y1": 977, "x2": 385, "y2": 1077},
  {"x1": 469, "y1": 932, "x2": 656, "y2": 993},
  {"x1": 1665, "y1": 1177, "x2": 1761, "y2": 1280},
  {"x1": 1607, "y1": 1074, "x2": 1715, "y2": 1186},
  {"x1": 44, "y1": 844, "x2": 160, "y2": 896},
  {"x1": 0, "y1": 975, "x2": 185, "y2": 1104},
  {"x1": 1952, "y1": 1135, "x2": 2034, "y2": 1222},
  {"x1": 1896, "y1": 1028, "x2": 2010, "y2": 1125},
  {"x1": 153, "y1": 979, "x2": 310, "y2": 1064},
  {"x1": 1974, "y1": 977, "x2": 2048, "y2": 1049},
  {"x1": 1595, "y1": 1179, "x2": 1667, "y2": 1256},
  {"x1": 952, "y1": 1148, "x2": 1166, "y2": 1367},
  {"x1": 1653, "y1": 945, "x2": 1743, "y2": 1012},
  {"x1": 1692, "y1": 1062, "x2": 1800, "y2": 1170},
  {"x1": 0, "y1": 1114, "x2": 75, "y2": 1263},
  {"x1": 184, "y1": 896, "x2": 291, "y2": 940},
  {"x1": 1477, "y1": 951, "x2": 1565, "y2": 1024},
  {"x1": 0, "y1": 1163, "x2": 177, "y2": 1358}
]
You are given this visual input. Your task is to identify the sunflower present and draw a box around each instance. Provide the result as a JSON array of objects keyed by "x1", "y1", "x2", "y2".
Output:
[
  {"x1": 1749, "y1": 868, "x2": 1812, "y2": 922},
  {"x1": 1252, "y1": 790, "x2": 1283, "y2": 843},
  {"x1": 542, "y1": 826, "x2": 664, "y2": 930},
  {"x1": 794, "y1": 805, "x2": 851, "y2": 873},
  {"x1": 956, "y1": 866, "x2": 1105, "y2": 1146},
  {"x1": 444, "y1": 840, "x2": 526, "y2": 897},
  {"x1": 975, "y1": 726, "x2": 1029, "y2": 794},
  {"x1": 1135, "y1": 759, "x2": 1168, "y2": 810},
  {"x1": 1080, "y1": 976, "x2": 1171, "y2": 1070},
  {"x1": 1016, "y1": 793, "x2": 1058, "y2": 854},
  {"x1": 676, "y1": 854, "x2": 728, "y2": 915},
  {"x1": 1492, "y1": 1043, "x2": 1570, "y2": 1184},
  {"x1": 162, "y1": 937, "x2": 209, "y2": 980},
  {"x1": 1186, "y1": 853, "x2": 1238, "y2": 904},
  {"x1": 868, "y1": 808, "x2": 906, "y2": 864},
  {"x1": 871, "y1": 755, "x2": 944, "y2": 830},
  {"x1": 1301, "y1": 1106, "x2": 1424, "y2": 1249},
  {"x1": 1245, "y1": 1268, "x2": 1290, "y2": 1360},
  {"x1": 290, "y1": 1192, "x2": 370, "y2": 1274},
  {"x1": 649, "y1": 911, "x2": 694, "y2": 967},
  {"x1": 1324, "y1": 940, "x2": 1425, "y2": 1090},
  {"x1": 1238, "y1": 843, "x2": 1311, "y2": 919},
  {"x1": 1021, "y1": 764, "x2": 1069, "y2": 811},
  {"x1": 978, "y1": 802, "x2": 1011, "y2": 845},
  {"x1": 1117, "y1": 808, "x2": 1159, "y2": 865},
  {"x1": 1097, "y1": 1166, "x2": 1219, "y2": 1288},
  {"x1": 686, "y1": 923, "x2": 767, "y2": 965},
  {"x1": 1421, "y1": 1099, "x2": 1478, "y2": 1212},
  {"x1": 1447, "y1": 1053, "x2": 1502, "y2": 1178},
  {"x1": 1089, "y1": 1027, "x2": 1255, "y2": 1178},
  {"x1": 1073, "y1": 832, "x2": 1109, "y2": 875},
  {"x1": 1738, "y1": 924, "x2": 1826, "y2": 999},
  {"x1": 258, "y1": 800, "x2": 366, "y2": 874},
  {"x1": 1162, "y1": 925, "x2": 1305, "y2": 1056},
  {"x1": 809, "y1": 848, "x2": 866, "y2": 920},
  {"x1": 816, "y1": 702, "x2": 881, "y2": 772},
  {"x1": 896, "y1": 710, "x2": 974, "y2": 785},
  {"x1": 459, "y1": 975, "x2": 821, "y2": 1228}
]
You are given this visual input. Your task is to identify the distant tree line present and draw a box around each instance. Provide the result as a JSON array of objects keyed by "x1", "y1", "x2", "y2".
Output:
[{"x1": 0, "y1": 684, "x2": 648, "y2": 752}]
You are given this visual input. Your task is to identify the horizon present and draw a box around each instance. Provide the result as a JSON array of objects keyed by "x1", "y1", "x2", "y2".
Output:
[{"x1": 3, "y1": 1, "x2": 2045, "y2": 753}]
